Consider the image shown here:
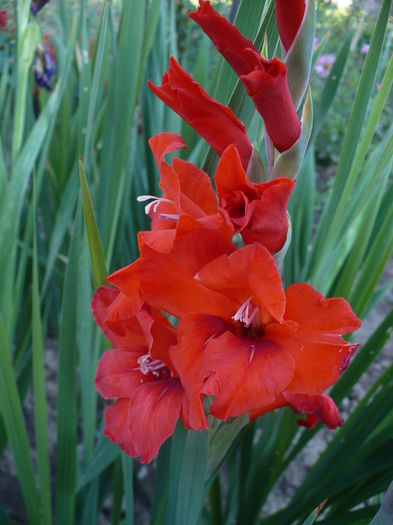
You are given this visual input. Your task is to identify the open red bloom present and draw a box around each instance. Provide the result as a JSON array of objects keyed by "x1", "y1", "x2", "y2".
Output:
[
  {"x1": 138, "y1": 135, "x2": 293, "y2": 255},
  {"x1": 275, "y1": 0, "x2": 306, "y2": 51},
  {"x1": 215, "y1": 144, "x2": 295, "y2": 253},
  {"x1": 170, "y1": 244, "x2": 360, "y2": 425},
  {"x1": 189, "y1": 1, "x2": 301, "y2": 152},
  {"x1": 148, "y1": 57, "x2": 253, "y2": 168},
  {"x1": 0, "y1": 10, "x2": 7, "y2": 28},
  {"x1": 92, "y1": 286, "x2": 207, "y2": 464},
  {"x1": 137, "y1": 132, "x2": 231, "y2": 251}
]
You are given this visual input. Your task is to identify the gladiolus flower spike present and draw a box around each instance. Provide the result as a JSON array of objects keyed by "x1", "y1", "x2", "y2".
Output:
[{"x1": 92, "y1": 1, "x2": 361, "y2": 465}]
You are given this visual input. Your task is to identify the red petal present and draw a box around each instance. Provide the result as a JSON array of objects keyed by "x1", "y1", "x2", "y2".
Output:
[
  {"x1": 214, "y1": 146, "x2": 294, "y2": 253},
  {"x1": 206, "y1": 331, "x2": 295, "y2": 419},
  {"x1": 103, "y1": 399, "x2": 137, "y2": 456},
  {"x1": 181, "y1": 390, "x2": 209, "y2": 431},
  {"x1": 107, "y1": 259, "x2": 142, "y2": 307},
  {"x1": 138, "y1": 229, "x2": 177, "y2": 253},
  {"x1": 284, "y1": 283, "x2": 362, "y2": 335},
  {"x1": 91, "y1": 286, "x2": 145, "y2": 347},
  {"x1": 95, "y1": 348, "x2": 146, "y2": 399},
  {"x1": 170, "y1": 314, "x2": 229, "y2": 394},
  {"x1": 274, "y1": 0, "x2": 306, "y2": 51},
  {"x1": 196, "y1": 244, "x2": 285, "y2": 323},
  {"x1": 138, "y1": 216, "x2": 236, "y2": 318},
  {"x1": 283, "y1": 392, "x2": 343, "y2": 429},
  {"x1": 148, "y1": 57, "x2": 252, "y2": 168},
  {"x1": 241, "y1": 178, "x2": 295, "y2": 253},
  {"x1": 145, "y1": 309, "x2": 177, "y2": 367},
  {"x1": 91, "y1": 286, "x2": 119, "y2": 338},
  {"x1": 128, "y1": 378, "x2": 184, "y2": 463},
  {"x1": 241, "y1": 63, "x2": 301, "y2": 152},
  {"x1": 264, "y1": 284, "x2": 361, "y2": 394},
  {"x1": 214, "y1": 144, "x2": 252, "y2": 197},
  {"x1": 172, "y1": 158, "x2": 218, "y2": 216},
  {"x1": 148, "y1": 132, "x2": 187, "y2": 173}
]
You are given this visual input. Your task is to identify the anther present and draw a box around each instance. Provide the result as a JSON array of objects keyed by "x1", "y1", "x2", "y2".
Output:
[{"x1": 137, "y1": 195, "x2": 175, "y2": 215}]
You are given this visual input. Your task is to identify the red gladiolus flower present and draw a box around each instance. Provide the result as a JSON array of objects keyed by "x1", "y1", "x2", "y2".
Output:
[
  {"x1": 275, "y1": 0, "x2": 306, "y2": 52},
  {"x1": 137, "y1": 132, "x2": 231, "y2": 251},
  {"x1": 189, "y1": 1, "x2": 301, "y2": 152},
  {"x1": 0, "y1": 10, "x2": 7, "y2": 29},
  {"x1": 92, "y1": 286, "x2": 207, "y2": 464},
  {"x1": 170, "y1": 244, "x2": 361, "y2": 425},
  {"x1": 148, "y1": 57, "x2": 253, "y2": 168},
  {"x1": 215, "y1": 144, "x2": 295, "y2": 253}
]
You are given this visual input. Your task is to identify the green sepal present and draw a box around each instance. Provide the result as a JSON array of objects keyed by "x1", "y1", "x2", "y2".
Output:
[
  {"x1": 285, "y1": 0, "x2": 316, "y2": 109},
  {"x1": 246, "y1": 147, "x2": 267, "y2": 183},
  {"x1": 270, "y1": 87, "x2": 313, "y2": 180}
]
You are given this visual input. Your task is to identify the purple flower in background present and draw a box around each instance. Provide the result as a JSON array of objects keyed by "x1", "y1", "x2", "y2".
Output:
[
  {"x1": 313, "y1": 37, "x2": 319, "y2": 51},
  {"x1": 34, "y1": 43, "x2": 55, "y2": 91},
  {"x1": 314, "y1": 54, "x2": 335, "y2": 78},
  {"x1": 361, "y1": 43, "x2": 370, "y2": 55},
  {"x1": 31, "y1": 0, "x2": 50, "y2": 16}
]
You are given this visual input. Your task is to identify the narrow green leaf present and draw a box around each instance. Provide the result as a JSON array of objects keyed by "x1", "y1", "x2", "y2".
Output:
[
  {"x1": 313, "y1": 33, "x2": 352, "y2": 136},
  {"x1": 138, "y1": 0, "x2": 163, "y2": 89},
  {"x1": 79, "y1": 158, "x2": 108, "y2": 289},
  {"x1": 368, "y1": 480, "x2": 393, "y2": 525},
  {"x1": 0, "y1": 319, "x2": 40, "y2": 524},
  {"x1": 41, "y1": 174, "x2": 79, "y2": 296},
  {"x1": 150, "y1": 439, "x2": 171, "y2": 525},
  {"x1": 83, "y1": 0, "x2": 110, "y2": 167},
  {"x1": 175, "y1": 430, "x2": 208, "y2": 525},
  {"x1": 32, "y1": 187, "x2": 52, "y2": 525},
  {"x1": 12, "y1": 20, "x2": 41, "y2": 162},
  {"x1": 207, "y1": 415, "x2": 248, "y2": 482},
  {"x1": 284, "y1": 145, "x2": 315, "y2": 285},
  {"x1": 122, "y1": 454, "x2": 134, "y2": 525},
  {"x1": 301, "y1": 501, "x2": 327, "y2": 525},
  {"x1": 55, "y1": 208, "x2": 82, "y2": 525},
  {"x1": 77, "y1": 436, "x2": 120, "y2": 492},
  {"x1": 98, "y1": 0, "x2": 146, "y2": 262},
  {"x1": 80, "y1": 481, "x2": 99, "y2": 525},
  {"x1": 350, "y1": 181, "x2": 393, "y2": 317},
  {"x1": 111, "y1": 458, "x2": 124, "y2": 525},
  {"x1": 309, "y1": 0, "x2": 393, "y2": 272}
]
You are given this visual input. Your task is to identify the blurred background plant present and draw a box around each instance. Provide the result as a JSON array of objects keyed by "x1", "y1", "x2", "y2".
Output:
[{"x1": 0, "y1": 0, "x2": 392, "y2": 524}]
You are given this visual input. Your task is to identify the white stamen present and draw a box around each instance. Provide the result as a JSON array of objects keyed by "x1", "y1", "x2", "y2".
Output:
[
  {"x1": 137, "y1": 354, "x2": 167, "y2": 375},
  {"x1": 137, "y1": 195, "x2": 175, "y2": 215},
  {"x1": 232, "y1": 297, "x2": 259, "y2": 327}
]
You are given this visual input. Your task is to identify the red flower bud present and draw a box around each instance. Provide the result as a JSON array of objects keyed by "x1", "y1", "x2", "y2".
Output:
[
  {"x1": 189, "y1": 1, "x2": 301, "y2": 152},
  {"x1": 274, "y1": 0, "x2": 306, "y2": 51},
  {"x1": 148, "y1": 57, "x2": 253, "y2": 168}
]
